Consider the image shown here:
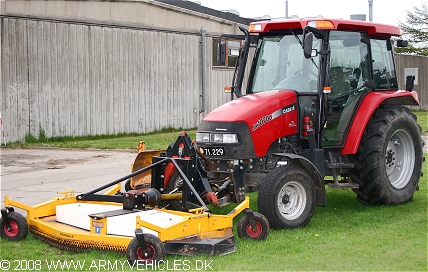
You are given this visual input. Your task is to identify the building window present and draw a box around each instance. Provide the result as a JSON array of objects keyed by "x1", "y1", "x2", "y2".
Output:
[{"x1": 212, "y1": 38, "x2": 242, "y2": 68}]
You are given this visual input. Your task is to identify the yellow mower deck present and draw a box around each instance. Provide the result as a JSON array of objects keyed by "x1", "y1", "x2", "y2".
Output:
[{"x1": 3, "y1": 187, "x2": 251, "y2": 254}]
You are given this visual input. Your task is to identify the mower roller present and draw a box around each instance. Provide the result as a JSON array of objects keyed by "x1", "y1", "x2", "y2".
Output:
[{"x1": 1, "y1": 132, "x2": 269, "y2": 263}]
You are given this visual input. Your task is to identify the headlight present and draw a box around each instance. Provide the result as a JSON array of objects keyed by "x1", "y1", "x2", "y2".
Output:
[
  {"x1": 196, "y1": 132, "x2": 210, "y2": 143},
  {"x1": 210, "y1": 134, "x2": 223, "y2": 143},
  {"x1": 197, "y1": 133, "x2": 238, "y2": 144},
  {"x1": 222, "y1": 133, "x2": 238, "y2": 143}
]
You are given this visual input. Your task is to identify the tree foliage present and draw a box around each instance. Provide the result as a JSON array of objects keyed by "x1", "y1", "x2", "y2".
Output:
[{"x1": 395, "y1": 4, "x2": 428, "y2": 56}]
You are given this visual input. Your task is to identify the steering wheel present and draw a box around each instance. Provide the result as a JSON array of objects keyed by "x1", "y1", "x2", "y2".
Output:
[
  {"x1": 294, "y1": 69, "x2": 317, "y2": 78},
  {"x1": 330, "y1": 84, "x2": 367, "y2": 101}
]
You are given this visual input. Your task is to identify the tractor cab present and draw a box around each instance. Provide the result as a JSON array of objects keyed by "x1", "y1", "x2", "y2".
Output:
[{"x1": 233, "y1": 19, "x2": 404, "y2": 149}]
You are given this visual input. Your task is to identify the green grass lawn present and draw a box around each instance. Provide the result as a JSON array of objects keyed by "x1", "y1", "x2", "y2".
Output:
[
  {"x1": 5, "y1": 129, "x2": 196, "y2": 150},
  {"x1": 6, "y1": 129, "x2": 197, "y2": 150},
  {"x1": 1, "y1": 167, "x2": 426, "y2": 270},
  {"x1": 415, "y1": 110, "x2": 428, "y2": 134}
]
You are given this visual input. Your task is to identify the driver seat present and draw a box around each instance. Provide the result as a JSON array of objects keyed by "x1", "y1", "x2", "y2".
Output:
[{"x1": 329, "y1": 66, "x2": 353, "y2": 96}]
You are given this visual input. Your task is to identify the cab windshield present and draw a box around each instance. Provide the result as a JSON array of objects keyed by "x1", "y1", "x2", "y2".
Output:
[{"x1": 249, "y1": 34, "x2": 320, "y2": 94}]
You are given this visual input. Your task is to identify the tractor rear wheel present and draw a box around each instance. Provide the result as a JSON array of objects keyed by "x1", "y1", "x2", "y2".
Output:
[
  {"x1": 258, "y1": 166, "x2": 315, "y2": 229},
  {"x1": 351, "y1": 105, "x2": 424, "y2": 205}
]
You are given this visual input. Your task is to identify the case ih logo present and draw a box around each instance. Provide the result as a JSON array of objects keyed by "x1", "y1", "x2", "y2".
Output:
[{"x1": 252, "y1": 104, "x2": 296, "y2": 131}]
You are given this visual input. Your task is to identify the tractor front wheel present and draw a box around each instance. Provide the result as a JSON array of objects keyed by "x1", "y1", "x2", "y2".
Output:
[
  {"x1": 258, "y1": 166, "x2": 315, "y2": 229},
  {"x1": 351, "y1": 105, "x2": 424, "y2": 205},
  {"x1": 0, "y1": 211, "x2": 28, "y2": 241},
  {"x1": 126, "y1": 234, "x2": 165, "y2": 265}
]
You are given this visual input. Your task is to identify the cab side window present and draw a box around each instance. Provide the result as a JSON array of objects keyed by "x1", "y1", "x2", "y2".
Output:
[
  {"x1": 328, "y1": 31, "x2": 369, "y2": 97},
  {"x1": 370, "y1": 39, "x2": 398, "y2": 89}
]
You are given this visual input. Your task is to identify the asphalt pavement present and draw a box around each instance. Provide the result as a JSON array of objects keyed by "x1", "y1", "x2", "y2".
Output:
[{"x1": 1, "y1": 148, "x2": 137, "y2": 208}]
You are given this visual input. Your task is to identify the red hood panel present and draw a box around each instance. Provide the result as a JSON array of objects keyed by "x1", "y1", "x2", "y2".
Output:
[
  {"x1": 203, "y1": 90, "x2": 298, "y2": 157},
  {"x1": 204, "y1": 90, "x2": 297, "y2": 122}
]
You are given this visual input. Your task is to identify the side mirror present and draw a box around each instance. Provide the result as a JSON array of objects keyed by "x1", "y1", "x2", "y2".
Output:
[
  {"x1": 303, "y1": 32, "x2": 314, "y2": 59},
  {"x1": 219, "y1": 40, "x2": 227, "y2": 65},
  {"x1": 396, "y1": 39, "x2": 408, "y2": 48},
  {"x1": 406, "y1": 75, "x2": 415, "y2": 91}
]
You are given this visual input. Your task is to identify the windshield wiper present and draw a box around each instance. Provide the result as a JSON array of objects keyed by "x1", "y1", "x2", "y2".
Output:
[{"x1": 290, "y1": 29, "x2": 318, "y2": 69}]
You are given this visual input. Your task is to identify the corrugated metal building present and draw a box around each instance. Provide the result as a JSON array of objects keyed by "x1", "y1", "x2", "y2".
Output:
[{"x1": 0, "y1": 0, "x2": 254, "y2": 142}]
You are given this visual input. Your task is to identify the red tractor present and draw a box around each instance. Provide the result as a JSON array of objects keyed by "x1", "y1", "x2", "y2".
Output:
[{"x1": 195, "y1": 18, "x2": 424, "y2": 229}]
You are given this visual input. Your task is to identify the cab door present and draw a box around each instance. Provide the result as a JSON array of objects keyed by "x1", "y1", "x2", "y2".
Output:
[{"x1": 322, "y1": 31, "x2": 371, "y2": 148}]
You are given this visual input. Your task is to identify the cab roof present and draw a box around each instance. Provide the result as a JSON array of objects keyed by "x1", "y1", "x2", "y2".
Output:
[{"x1": 249, "y1": 18, "x2": 402, "y2": 38}]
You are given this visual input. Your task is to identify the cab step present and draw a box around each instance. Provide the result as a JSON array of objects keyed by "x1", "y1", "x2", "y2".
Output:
[
  {"x1": 326, "y1": 162, "x2": 354, "y2": 169},
  {"x1": 327, "y1": 182, "x2": 359, "y2": 189}
]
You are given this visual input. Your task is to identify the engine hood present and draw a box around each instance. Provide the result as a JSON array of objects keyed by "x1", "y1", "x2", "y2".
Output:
[
  {"x1": 200, "y1": 90, "x2": 299, "y2": 157},
  {"x1": 203, "y1": 90, "x2": 297, "y2": 124}
]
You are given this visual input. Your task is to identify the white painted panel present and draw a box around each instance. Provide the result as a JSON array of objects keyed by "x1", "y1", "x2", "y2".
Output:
[
  {"x1": 55, "y1": 203, "x2": 184, "y2": 238},
  {"x1": 56, "y1": 203, "x2": 123, "y2": 230},
  {"x1": 107, "y1": 209, "x2": 184, "y2": 237}
]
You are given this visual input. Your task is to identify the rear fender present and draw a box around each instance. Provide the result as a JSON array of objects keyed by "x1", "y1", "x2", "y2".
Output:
[
  {"x1": 274, "y1": 153, "x2": 326, "y2": 206},
  {"x1": 341, "y1": 90, "x2": 419, "y2": 155}
]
